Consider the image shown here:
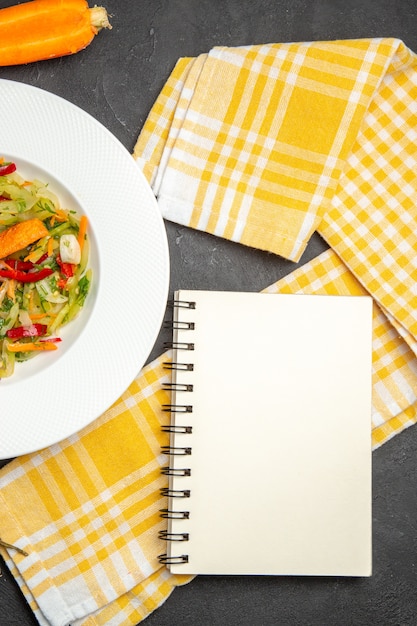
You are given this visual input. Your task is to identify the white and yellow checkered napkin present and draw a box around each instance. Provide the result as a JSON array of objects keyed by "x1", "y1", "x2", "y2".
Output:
[
  {"x1": 134, "y1": 36, "x2": 417, "y2": 439},
  {"x1": 1, "y1": 38, "x2": 417, "y2": 626},
  {"x1": 135, "y1": 38, "x2": 417, "y2": 354},
  {"x1": 0, "y1": 355, "x2": 192, "y2": 626}
]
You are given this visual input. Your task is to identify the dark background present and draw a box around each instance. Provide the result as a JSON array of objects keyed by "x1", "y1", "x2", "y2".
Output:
[{"x1": 1, "y1": 1, "x2": 417, "y2": 625}]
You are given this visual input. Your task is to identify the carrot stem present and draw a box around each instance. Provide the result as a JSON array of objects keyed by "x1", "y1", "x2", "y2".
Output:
[{"x1": 89, "y1": 6, "x2": 111, "y2": 31}]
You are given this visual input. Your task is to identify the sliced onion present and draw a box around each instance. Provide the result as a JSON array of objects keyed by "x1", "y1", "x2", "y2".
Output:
[
  {"x1": 18, "y1": 309, "x2": 33, "y2": 327},
  {"x1": 36, "y1": 276, "x2": 68, "y2": 304},
  {"x1": 60, "y1": 234, "x2": 81, "y2": 265}
]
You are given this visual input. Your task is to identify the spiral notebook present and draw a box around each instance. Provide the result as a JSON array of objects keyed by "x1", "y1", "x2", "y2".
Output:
[{"x1": 160, "y1": 290, "x2": 373, "y2": 576}]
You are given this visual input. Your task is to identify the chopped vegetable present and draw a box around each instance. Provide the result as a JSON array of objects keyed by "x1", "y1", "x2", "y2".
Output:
[
  {"x1": 0, "y1": 219, "x2": 49, "y2": 260},
  {"x1": 0, "y1": 0, "x2": 111, "y2": 67},
  {"x1": 6, "y1": 324, "x2": 47, "y2": 339},
  {"x1": 36, "y1": 275, "x2": 69, "y2": 303},
  {"x1": 77, "y1": 215, "x2": 88, "y2": 250},
  {"x1": 0, "y1": 160, "x2": 91, "y2": 377},
  {"x1": 0, "y1": 340, "x2": 15, "y2": 378},
  {"x1": 5, "y1": 259, "x2": 36, "y2": 271},
  {"x1": 0, "y1": 267, "x2": 53, "y2": 283},
  {"x1": 6, "y1": 341, "x2": 58, "y2": 352},
  {"x1": 56, "y1": 255, "x2": 74, "y2": 278},
  {"x1": 40, "y1": 337, "x2": 62, "y2": 343},
  {"x1": 0, "y1": 162, "x2": 16, "y2": 176},
  {"x1": 60, "y1": 233, "x2": 81, "y2": 265}
]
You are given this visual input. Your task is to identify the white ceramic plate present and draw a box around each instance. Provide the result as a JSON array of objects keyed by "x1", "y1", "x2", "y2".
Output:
[{"x1": 0, "y1": 79, "x2": 169, "y2": 459}]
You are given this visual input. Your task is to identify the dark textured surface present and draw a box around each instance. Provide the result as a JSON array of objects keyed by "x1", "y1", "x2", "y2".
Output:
[{"x1": 1, "y1": 1, "x2": 417, "y2": 625}]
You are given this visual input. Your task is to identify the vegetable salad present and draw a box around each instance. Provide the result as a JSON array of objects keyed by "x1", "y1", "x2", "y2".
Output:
[{"x1": 0, "y1": 159, "x2": 91, "y2": 378}]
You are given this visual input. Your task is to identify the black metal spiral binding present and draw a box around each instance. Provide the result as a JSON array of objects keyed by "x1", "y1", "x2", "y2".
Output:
[
  {"x1": 158, "y1": 554, "x2": 189, "y2": 565},
  {"x1": 163, "y1": 361, "x2": 194, "y2": 371},
  {"x1": 164, "y1": 341, "x2": 195, "y2": 351},
  {"x1": 160, "y1": 509, "x2": 190, "y2": 519},
  {"x1": 162, "y1": 404, "x2": 193, "y2": 413},
  {"x1": 162, "y1": 425, "x2": 192, "y2": 434},
  {"x1": 167, "y1": 300, "x2": 196, "y2": 309},
  {"x1": 164, "y1": 320, "x2": 195, "y2": 330},
  {"x1": 159, "y1": 530, "x2": 189, "y2": 541},
  {"x1": 161, "y1": 488, "x2": 191, "y2": 498},
  {"x1": 162, "y1": 382, "x2": 193, "y2": 392},
  {"x1": 160, "y1": 298, "x2": 196, "y2": 567},
  {"x1": 161, "y1": 466, "x2": 191, "y2": 477},
  {"x1": 161, "y1": 445, "x2": 192, "y2": 455}
]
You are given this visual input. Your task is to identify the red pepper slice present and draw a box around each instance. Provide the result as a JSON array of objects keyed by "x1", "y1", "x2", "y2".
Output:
[
  {"x1": 0, "y1": 195, "x2": 9, "y2": 201},
  {"x1": 5, "y1": 258, "x2": 35, "y2": 271},
  {"x1": 0, "y1": 162, "x2": 17, "y2": 176},
  {"x1": 56, "y1": 255, "x2": 74, "y2": 278},
  {"x1": 6, "y1": 324, "x2": 48, "y2": 339},
  {"x1": 40, "y1": 337, "x2": 62, "y2": 344},
  {"x1": 0, "y1": 267, "x2": 53, "y2": 282}
]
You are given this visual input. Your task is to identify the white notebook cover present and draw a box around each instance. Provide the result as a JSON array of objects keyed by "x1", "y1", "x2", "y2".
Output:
[{"x1": 163, "y1": 290, "x2": 373, "y2": 576}]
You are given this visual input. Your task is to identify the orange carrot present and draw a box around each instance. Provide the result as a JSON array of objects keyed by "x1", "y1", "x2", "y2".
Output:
[
  {"x1": 0, "y1": 219, "x2": 49, "y2": 259},
  {"x1": 47, "y1": 236, "x2": 54, "y2": 257},
  {"x1": 0, "y1": 0, "x2": 111, "y2": 67},
  {"x1": 7, "y1": 341, "x2": 58, "y2": 352},
  {"x1": 77, "y1": 215, "x2": 88, "y2": 250},
  {"x1": 54, "y1": 208, "x2": 71, "y2": 222}
]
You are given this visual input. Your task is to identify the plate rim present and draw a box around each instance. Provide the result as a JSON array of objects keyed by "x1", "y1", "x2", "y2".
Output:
[{"x1": 0, "y1": 79, "x2": 169, "y2": 458}]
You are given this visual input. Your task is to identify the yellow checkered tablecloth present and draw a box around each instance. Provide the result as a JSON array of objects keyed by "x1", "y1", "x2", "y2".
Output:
[
  {"x1": 0, "y1": 355, "x2": 192, "y2": 625},
  {"x1": 1, "y1": 38, "x2": 417, "y2": 626},
  {"x1": 263, "y1": 249, "x2": 417, "y2": 446}
]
